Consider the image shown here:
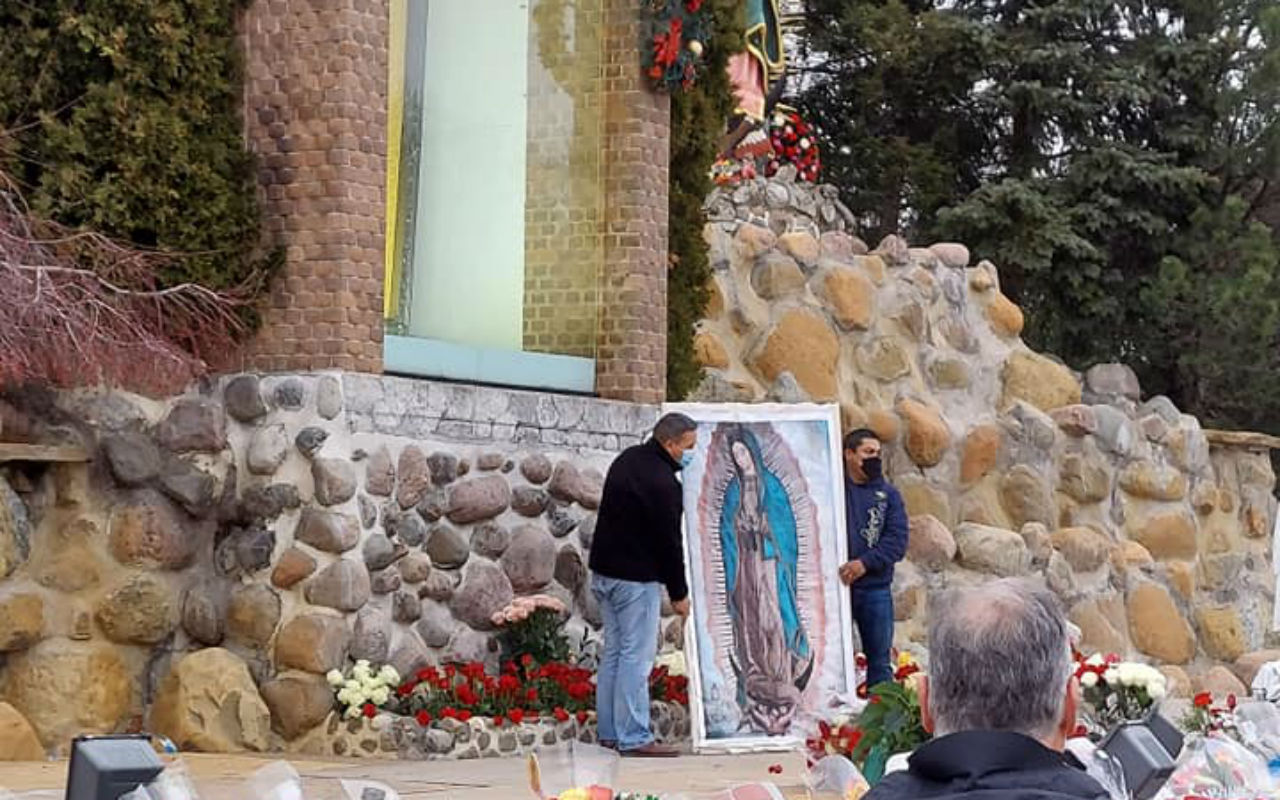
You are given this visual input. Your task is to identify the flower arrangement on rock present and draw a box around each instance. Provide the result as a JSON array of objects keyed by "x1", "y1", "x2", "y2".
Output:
[
  {"x1": 327, "y1": 660, "x2": 401, "y2": 720},
  {"x1": 808, "y1": 652, "x2": 928, "y2": 784},
  {"x1": 1181, "y1": 691, "x2": 1240, "y2": 740},
  {"x1": 642, "y1": 0, "x2": 712, "y2": 92},
  {"x1": 492, "y1": 594, "x2": 571, "y2": 666},
  {"x1": 1073, "y1": 652, "x2": 1166, "y2": 738}
]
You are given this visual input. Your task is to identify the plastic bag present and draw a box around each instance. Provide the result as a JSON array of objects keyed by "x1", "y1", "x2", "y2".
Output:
[
  {"x1": 528, "y1": 742, "x2": 619, "y2": 800},
  {"x1": 1155, "y1": 735, "x2": 1277, "y2": 800},
  {"x1": 244, "y1": 761, "x2": 305, "y2": 800},
  {"x1": 1234, "y1": 701, "x2": 1280, "y2": 762},
  {"x1": 1252, "y1": 662, "x2": 1280, "y2": 703},
  {"x1": 806, "y1": 755, "x2": 870, "y2": 800}
]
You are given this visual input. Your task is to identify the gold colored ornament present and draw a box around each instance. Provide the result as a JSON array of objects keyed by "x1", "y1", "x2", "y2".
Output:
[{"x1": 687, "y1": 39, "x2": 704, "y2": 57}]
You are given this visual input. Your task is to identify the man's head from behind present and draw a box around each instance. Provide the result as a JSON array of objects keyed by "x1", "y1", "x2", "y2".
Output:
[
  {"x1": 921, "y1": 578, "x2": 1078, "y2": 750},
  {"x1": 654, "y1": 413, "x2": 698, "y2": 465}
]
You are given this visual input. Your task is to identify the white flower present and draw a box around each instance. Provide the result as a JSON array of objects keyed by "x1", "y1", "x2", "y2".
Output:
[
  {"x1": 1086, "y1": 654, "x2": 1105, "y2": 667},
  {"x1": 1081, "y1": 672, "x2": 1099, "y2": 688},
  {"x1": 687, "y1": 39, "x2": 703, "y2": 57},
  {"x1": 1148, "y1": 682, "x2": 1166, "y2": 701},
  {"x1": 378, "y1": 665, "x2": 400, "y2": 685},
  {"x1": 1103, "y1": 669, "x2": 1119, "y2": 686},
  {"x1": 344, "y1": 705, "x2": 362, "y2": 720},
  {"x1": 352, "y1": 663, "x2": 372, "y2": 682},
  {"x1": 326, "y1": 669, "x2": 345, "y2": 687},
  {"x1": 343, "y1": 679, "x2": 361, "y2": 693},
  {"x1": 370, "y1": 687, "x2": 390, "y2": 706}
]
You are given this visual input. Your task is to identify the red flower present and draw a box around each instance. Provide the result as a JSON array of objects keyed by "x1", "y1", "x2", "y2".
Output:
[
  {"x1": 554, "y1": 707, "x2": 570, "y2": 723},
  {"x1": 397, "y1": 683, "x2": 415, "y2": 697},
  {"x1": 768, "y1": 764, "x2": 783, "y2": 775},
  {"x1": 653, "y1": 18, "x2": 683, "y2": 68},
  {"x1": 458, "y1": 710, "x2": 473, "y2": 722},
  {"x1": 416, "y1": 710, "x2": 433, "y2": 726},
  {"x1": 522, "y1": 654, "x2": 535, "y2": 667},
  {"x1": 362, "y1": 703, "x2": 377, "y2": 719},
  {"x1": 526, "y1": 688, "x2": 539, "y2": 704},
  {"x1": 1227, "y1": 694, "x2": 1238, "y2": 711},
  {"x1": 510, "y1": 709, "x2": 525, "y2": 724},
  {"x1": 576, "y1": 711, "x2": 589, "y2": 725},
  {"x1": 503, "y1": 661, "x2": 518, "y2": 674},
  {"x1": 1194, "y1": 692, "x2": 1213, "y2": 708},
  {"x1": 686, "y1": 0, "x2": 703, "y2": 11},
  {"x1": 493, "y1": 715, "x2": 506, "y2": 727},
  {"x1": 441, "y1": 707, "x2": 457, "y2": 719},
  {"x1": 499, "y1": 674, "x2": 521, "y2": 693},
  {"x1": 1072, "y1": 724, "x2": 1088, "y2": 738}
]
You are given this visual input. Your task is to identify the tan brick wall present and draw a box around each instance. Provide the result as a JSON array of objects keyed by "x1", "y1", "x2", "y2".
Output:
[
  {"x1": 236, "y1": 0, "x2": 387, "y2": 373},
  {"x1": 235, "y1": 0, "x2": 668, "y2": 401},
  {"x1": 594, "y1": 0, "x2": 671, "y2": 403},
  {"x1": 522, "y1": 0, "x2": 606, "y2": 359}
]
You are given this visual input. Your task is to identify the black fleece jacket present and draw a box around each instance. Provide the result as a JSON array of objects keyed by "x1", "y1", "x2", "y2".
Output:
[{"x1": 587, "y1": 438, "x2": 689, "y2": 601}]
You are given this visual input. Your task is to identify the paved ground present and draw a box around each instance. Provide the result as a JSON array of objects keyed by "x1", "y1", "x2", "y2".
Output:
[{"x1": 0, "y1": 750, "x2": 814, "y2": 799}]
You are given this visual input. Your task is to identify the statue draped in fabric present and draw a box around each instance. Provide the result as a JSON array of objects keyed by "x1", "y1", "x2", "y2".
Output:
[{"x1": 717, "y1": 425, "x2": 813, "y2": 735}]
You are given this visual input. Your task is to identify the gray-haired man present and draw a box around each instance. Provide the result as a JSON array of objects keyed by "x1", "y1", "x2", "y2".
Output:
[{"x1": 866, "y1": 579, "x2": 1109, "y2": 800}]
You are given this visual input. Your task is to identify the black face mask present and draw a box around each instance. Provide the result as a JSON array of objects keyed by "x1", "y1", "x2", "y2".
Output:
[{"x1": 862, "y1": 456, "x2": 883, "y2": 482}]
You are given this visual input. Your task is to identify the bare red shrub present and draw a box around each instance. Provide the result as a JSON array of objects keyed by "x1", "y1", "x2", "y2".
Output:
[{"x1": 0, "y1": 171, "x2": 247, "y2": 396}]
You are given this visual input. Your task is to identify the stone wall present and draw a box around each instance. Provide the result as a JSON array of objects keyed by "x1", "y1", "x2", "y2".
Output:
[
  {"x1": 0, "y1": 374, "x2": 658, "y2": 755},
  {"x1": 692, "y1": 168, "x2": 1280, "y2": 692}
]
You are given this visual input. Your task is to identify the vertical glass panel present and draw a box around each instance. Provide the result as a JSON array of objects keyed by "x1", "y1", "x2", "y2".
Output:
[{"x1": 385, "y1": 0, "x2": 606, "y2": 381}]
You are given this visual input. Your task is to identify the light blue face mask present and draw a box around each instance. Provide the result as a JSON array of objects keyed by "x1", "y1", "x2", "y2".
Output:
[{"x1": 680, "y1": 450, "x2": 695, "y2": 468}]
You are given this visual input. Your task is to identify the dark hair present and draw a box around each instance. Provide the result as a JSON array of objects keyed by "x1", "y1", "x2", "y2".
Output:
[
  {"x1": 843, "y1": 427, "x2": 879, "y2": 453},
  {"x1": 654, "y1": 412, "x2": 697, "y2": 444}
]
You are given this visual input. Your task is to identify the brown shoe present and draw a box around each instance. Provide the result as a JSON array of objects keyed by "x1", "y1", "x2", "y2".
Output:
[{"x1": 621, "y1": 742, "x2": 680, "y2": 758}]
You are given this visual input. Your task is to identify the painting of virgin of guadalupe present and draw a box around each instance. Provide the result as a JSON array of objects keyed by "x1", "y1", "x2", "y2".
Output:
[{"x1": 664, "y1": 403, "x2": 856, "y2": 753}]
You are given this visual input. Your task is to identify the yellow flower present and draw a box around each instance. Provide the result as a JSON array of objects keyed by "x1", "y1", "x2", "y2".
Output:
[
  {"x1": 557, "y1": 789, "x2": 590, "y2": 800},
  {"x1": 897, "y1": 652, "x2": 916, "y2": 668}
]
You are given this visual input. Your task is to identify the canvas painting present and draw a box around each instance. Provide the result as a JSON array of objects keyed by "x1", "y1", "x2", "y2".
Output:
[{"x1": 664, "y1": 403, "x2": 856, "y2": 753}]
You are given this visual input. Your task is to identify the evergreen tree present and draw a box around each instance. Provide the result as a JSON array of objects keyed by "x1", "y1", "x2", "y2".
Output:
[{"x1": 800, "y1": 0, "x2": 1280, "y2": 432}]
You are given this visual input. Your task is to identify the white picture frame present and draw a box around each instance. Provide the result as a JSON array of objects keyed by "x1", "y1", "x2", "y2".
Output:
[{"x1": 664, "y1": 402, "x2": 856, "y2": 753}]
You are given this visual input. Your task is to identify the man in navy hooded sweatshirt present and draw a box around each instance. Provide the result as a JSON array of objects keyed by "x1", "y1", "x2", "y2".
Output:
[{"x1": 840, "y1": 428, "x2": 909, "y2": 690}]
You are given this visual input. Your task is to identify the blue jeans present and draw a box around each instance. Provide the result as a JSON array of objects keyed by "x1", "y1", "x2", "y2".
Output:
[
  {"x1": 592, "y1": 573, "x2": 661, "y2": 751},
  {"x1": 853, "y1": 586, "x2": 895, "y2": 690}
]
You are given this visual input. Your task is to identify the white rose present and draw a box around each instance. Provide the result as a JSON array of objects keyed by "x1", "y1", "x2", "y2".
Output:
[
  {"x1": 370, "y1": 687, "x2": 390, "y2": 706},
  {"x1": 1148, "y1": 682, "x2": 1166, "y2": 701},
  {"x1": 336, "y1": 688, "x2": 354, "y2": 706},
  {"x1": 352, "y1": 664, "x2": 372, "y2": 682},
  {"x1": 344, "y1": 705, "x2": 362, "y2": 720},
  {"x1": 1087, "y1": 654, "x2": 1105, "y2": 667},
  {"x1": 1103, "y1": 669, "x2": 1119, "y2": 686},
  {"x1": 379, "y1": 665, "x2": 400, "y2": 685},
  {"x1": 343, "y1": 679, "x2": 361, "y2": 693},
  {"x1": 1081, "y1": 672, "x2": 1099, "y2": 688},
  {"x1": 326, "y1": 669, "x2": 345, "y2": 687}
]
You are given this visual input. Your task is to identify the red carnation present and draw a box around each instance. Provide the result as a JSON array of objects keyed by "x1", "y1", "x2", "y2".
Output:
[
  {"x1": 1194, "y1": 692, "x2": 1213, "y2": 708},
  {"x1": 458, "y1": 710, "x2": 473, "y2": 722},
  {"x1": 576, "y1": 711, "x2": 589, "y2": 725},
  {"x1": 510, "y1": 709, "x2": 525, "y2": 724},
  {"x1": 493, "y1": 715, "x2": 506, "y2": 727},
  {"x1": 362, "y1": 703, "x2": 377, "y2": 719},
  {"x1": 416, "y1": 710, "x2": 433, "y2": 726},
  {"x1": 686, "y1": 0, "x2": 703, "y2": 10},
  {"x1": 554, "y1": 707, "x2": 570, "y2": 723},
  {"x1": 522, "y1": 654, "x2": 535, "y2": 667}
]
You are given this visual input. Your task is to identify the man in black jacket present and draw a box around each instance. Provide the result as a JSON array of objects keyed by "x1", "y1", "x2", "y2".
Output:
[
  {"x1": 588, "y1": 413, "x2": 697, "y2": 758},
  {"x1": 866, "y1": 579, "x2": 1109, "y2": 800}
]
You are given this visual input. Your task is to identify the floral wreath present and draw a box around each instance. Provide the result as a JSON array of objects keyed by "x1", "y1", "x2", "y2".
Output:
[
  {"x1": 642, "y1": 0, "x2": 711, "y2": 93},
  {"x1": 766, "y1": 110, "x2": 821, "y2": 183}
]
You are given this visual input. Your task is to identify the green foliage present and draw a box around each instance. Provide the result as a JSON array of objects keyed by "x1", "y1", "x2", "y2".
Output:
[
  {"x1": 801, "y1": 0, "x2": 1280, "y2": 434},
  {"x1": 851, "y1": 682, "x2": 929, "y2": 784},
  {"x1": 666, "y1": 0, "x2": 741, "y2": 400},
  {"x1": 0, "y1": 0, "x2": 265, "y2": 294},
  {"x1": 496, "y1": 607, "x2": 571, "y2": 667}
]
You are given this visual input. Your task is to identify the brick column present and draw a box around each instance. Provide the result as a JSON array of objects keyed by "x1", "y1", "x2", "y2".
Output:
[
  {"x1": 237, "y1": 0, "x2": 387, "y2": 373},
  {"x1": 595, "y1": 0, "x2": 671, "y2": 403}
]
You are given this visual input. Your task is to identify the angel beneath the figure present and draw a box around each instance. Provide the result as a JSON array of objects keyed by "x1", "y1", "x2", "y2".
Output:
[{"x1": 717, "y1": 424, "x2": 814, "y2": 735}]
